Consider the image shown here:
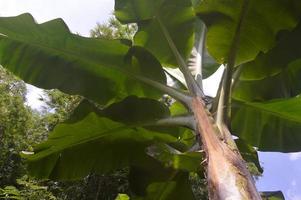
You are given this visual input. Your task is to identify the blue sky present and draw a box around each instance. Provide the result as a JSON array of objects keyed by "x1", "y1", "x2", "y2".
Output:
[
  {"x1": 257, "y1": 152, "x2": 301, "y2": 200},
  {"x1": 1, "y1": 0, "x2": 301, "y2": 199}
]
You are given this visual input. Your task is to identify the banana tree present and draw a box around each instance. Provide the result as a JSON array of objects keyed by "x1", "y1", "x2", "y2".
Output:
[{"x1": 1, "y1": 0, "x2": 301, "y2": 199}]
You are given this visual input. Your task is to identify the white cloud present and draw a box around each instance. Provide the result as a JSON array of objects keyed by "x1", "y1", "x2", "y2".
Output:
[{"x1": 289, "y1": 152, "x2": 301, "y2": 161}]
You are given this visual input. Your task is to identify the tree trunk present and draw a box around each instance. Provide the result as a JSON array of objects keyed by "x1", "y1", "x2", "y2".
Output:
[{"x1": 191, "y1": 96, "x2": 261, "y2": 200}]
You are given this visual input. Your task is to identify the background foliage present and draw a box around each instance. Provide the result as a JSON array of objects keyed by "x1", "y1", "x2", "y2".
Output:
[
  {"x1": 2, "y1": 0, "x2": 300, "y2": 198},
  {"x1": 0, "y1": 16, "x2": 150, "y2": 200}
]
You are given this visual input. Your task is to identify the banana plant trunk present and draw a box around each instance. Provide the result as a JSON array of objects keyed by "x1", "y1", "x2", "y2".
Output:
[{"x1": 191, "y1": 96, "x2": 261, "y2": 200}]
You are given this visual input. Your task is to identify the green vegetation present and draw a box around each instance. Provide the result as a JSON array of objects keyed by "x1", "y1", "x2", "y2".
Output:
[
  {"x1": 0, "y1": 66, "x2": 130, "y2": 199},
  {"x1": 1, "y1": 0, "x2": 301, "y2": 199},
  {"x1": 0, "y1": 17, "x2": 133, "y2": 199},
  {"x1": 0, "y1": 66, "x2": 58, "y2": 199},
  {"x1": 90, "y1": 16, "x2": 137, "y2": 40}
]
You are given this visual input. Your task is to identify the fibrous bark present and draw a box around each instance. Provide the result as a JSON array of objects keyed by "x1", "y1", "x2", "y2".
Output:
[{"x1": 192, "y1": 97, "x2": 261, "y2": 200}]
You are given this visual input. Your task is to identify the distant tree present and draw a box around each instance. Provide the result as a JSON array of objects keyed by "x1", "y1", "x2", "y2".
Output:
[
  {"x1": 90, "y1": 16, "x2": 137, "y2": 40},
  {"x1": 0, "y1": 70, "x2": 82, "y2": 199},
  {"x1": 0, "y1": 66, "x2": 59, "y2": 200},
  {"x1": 0, "y1": 66, "x2": 32, "y2": 186}
]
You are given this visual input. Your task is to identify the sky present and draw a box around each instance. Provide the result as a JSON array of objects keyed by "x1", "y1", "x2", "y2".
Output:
[
  {"x1": 0, "y1": 0, "x2": 113, "y2": 36},
  {"x1": 257, "y1": 152, "x2": 301, "y2": 200},
  {"x1": 1, "y1": 1, "x2": 301, "y2": 199}
]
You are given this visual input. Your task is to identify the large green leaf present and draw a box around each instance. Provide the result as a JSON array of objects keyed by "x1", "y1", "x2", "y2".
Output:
[
  {"x1": 129, "y1": 157, "x2": 175, "y2": 196},
  {"x1": 74, "y1": 96, "x2": 191, "y2": 139},
  {"x1": 0, "y1": 14, "x2": 166, "y2": 105},
  {"x1": 26, "y1": 96, "x2": 197, "y2": 179},
  {"x1": 232, "y1": 96, "x2": 301, "y2": 152},
  {"x1": 78, "y1": 95, "x2": 194, "y2": 143},
  {"x1": 106, "y1": 96, "x2": 196, "y2": 152},
  {"x1": 140, "y1": 173, "x2": 195, "y2": 200},
  {"x1": 105, "y1": 96, "x2": 192, "y2": 146},
  {"x1": 66, "y1": 95, "x2": 171, "y2": 125},
  {"x1": 115, "y1": 0, "x2": 196, "y2": 67},
  {"x1": 129, "y1": 157, "x2": 195, "y2": 200},
  {"x1": 196, "y1": 0, "x2": 300, "y2": 66},
  {"x1": 239, "y1": 23, "x2": 301, "y2": 81},
  {"x1": 27, "y1": 113, "x2": 177, "y2": 179},
  {"x1": 147, "y1": 143, "x2": 202, "y2": 172},
  {"x1": 233, "y1": 59, "x2": 301, "y2": 101},
  {"x1": 102, "y1": 95, "x2": 170, "y2": 124},
  {"x1": 233, "y1": 23, "x2": 301, "y2": 101}
]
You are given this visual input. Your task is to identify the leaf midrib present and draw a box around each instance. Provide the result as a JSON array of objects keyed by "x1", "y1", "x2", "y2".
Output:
[
  {"x1": 31, "y1": 118, "x2": 177, "y2": 160},
  {"x1": 0, "y1": 35, "x2": 125, "y2": 71},
  {"x1": 242, "y1": 100, "x2": 301, "y2": 123}
]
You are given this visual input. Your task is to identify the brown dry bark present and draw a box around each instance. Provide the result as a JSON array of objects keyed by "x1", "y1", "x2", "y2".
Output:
[{"x1": 192, "y1": 97, "x2": 261, "y2": 200}]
